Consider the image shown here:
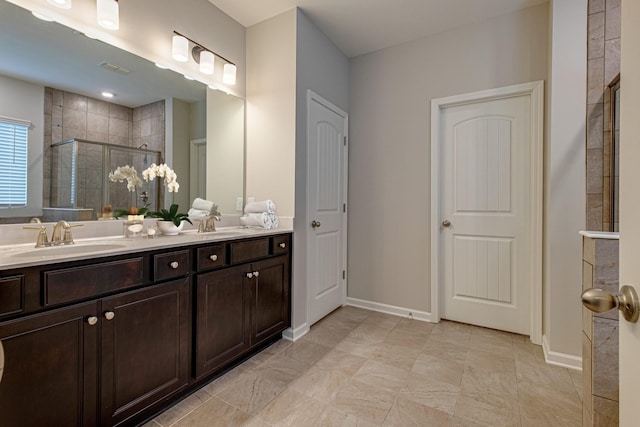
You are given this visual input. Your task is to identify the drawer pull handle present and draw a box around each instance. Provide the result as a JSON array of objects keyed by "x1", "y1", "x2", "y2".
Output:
[
  {"x1": 170, "y1": 261, "x2": 179, "y2": 269},
  {"x1": 210, "y1": 254, "x2": 218, "y2": 261},
  {"x1": 254, "y1": 271, "x2": 259, "y2": 277},
  {"x1": 279, "y1": 243, "x2": 286, "y2": 249},
  {"x1": 86, "y1": 316, "x2": 98, "y2": 326},
  {"x1": 104, "y1": 311, "x2": 115, "y2": 321},
  {"x1": 246, "y1": 272, "x2": 253, "y2": 278}
]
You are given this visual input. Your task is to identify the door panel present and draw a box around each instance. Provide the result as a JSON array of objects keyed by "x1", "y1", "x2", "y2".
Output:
[
  {"x1": 101, "y1": 279, "x2": 189, "y2": 426},
  {"x1": 0, "y1": 301, "x2": 98, "y2": 427},
  {"x1": 253, "y1": 256, "x2": 290, "y2": 346},
  {"x1": 441, "y1": 94, "x2": 531, "y2": 334},
  {"x1": 307, "y1": 91, "x2": 348, "y2": 325}
]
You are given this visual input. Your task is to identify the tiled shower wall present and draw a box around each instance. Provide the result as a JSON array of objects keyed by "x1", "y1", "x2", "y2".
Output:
[
  {"x1": 43, "y1": 88, "x2": 164, "y2": 216},
  {"x1": 586, "y1": 0, "x2": 621, "y2": 231}
]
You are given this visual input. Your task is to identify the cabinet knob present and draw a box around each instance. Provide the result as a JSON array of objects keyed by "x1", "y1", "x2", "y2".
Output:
[
  {"x1": 246, "y1": 272, "x2": 253, "y2": 278},
  {"x1": 86, "y1": 316, "x2": 98, "y2": 326},
  {"x1": 279, "y1": 243, "x2": 286, "y2": 249},
  {"x1": 254, "y1": 271, "x2": 259, "y2": 277},
  {"x1": 170, "y1": 261, "x2": 179, "y2": 269},
  {"x1": 104, "y1": 311, "x2": 115, "y2": 321},
  {"x1": 209, "y1": 254, "x2": 218, "y2": 261}
]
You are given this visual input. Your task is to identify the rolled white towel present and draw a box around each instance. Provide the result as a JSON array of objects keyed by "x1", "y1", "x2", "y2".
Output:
[
  {"x1": 240, "y1": 213, "x2": 279, "y2": 229},
  {"x1": 188, "y1": 208, "x2": 210, "y2": 217},
  {"x1": 192, "y1": 197, "x2": 215, "y2": 213},
  {"x1": 244, "y1": 200, "x2": 277, "y2": 214}
]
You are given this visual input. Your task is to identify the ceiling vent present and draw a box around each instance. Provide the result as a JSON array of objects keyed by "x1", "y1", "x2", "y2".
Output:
[{"x1": 98, "y1": 61, "x2": 130, "y2": 75}]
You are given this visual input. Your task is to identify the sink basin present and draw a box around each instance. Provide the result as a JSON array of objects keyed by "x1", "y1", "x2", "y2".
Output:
[{"x1": 11, "y1": 242, "x2": 128, "y2": 258}]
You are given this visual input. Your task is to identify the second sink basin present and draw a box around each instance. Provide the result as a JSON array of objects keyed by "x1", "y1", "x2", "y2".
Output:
[{"x1": 12, "y1": 242, "x2": 128, "y2": 258}]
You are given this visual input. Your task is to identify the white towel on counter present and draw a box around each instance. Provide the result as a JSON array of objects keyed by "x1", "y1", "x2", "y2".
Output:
[
  {"x1": 192, "y1": 197, "x2": 215, "y2": 213},
  {"x1": 188, "y1": 208, "x2": 210, "y2": 217},
  {"x1": 244, "y1": 200, "x2": 277, "y2": 214},
  {"x1": 240, "y1": 213, "x2": 279, "y2": 229}
]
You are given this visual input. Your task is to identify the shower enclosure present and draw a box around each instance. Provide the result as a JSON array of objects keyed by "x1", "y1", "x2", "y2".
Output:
[{"x1": 49, "y1": 139, "x2": 162, "y2": 220}]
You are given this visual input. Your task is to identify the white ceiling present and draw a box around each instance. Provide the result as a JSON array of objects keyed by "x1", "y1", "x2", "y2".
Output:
[{"x1": 208, "y1": 0, "x2": 548, "y2": 58}]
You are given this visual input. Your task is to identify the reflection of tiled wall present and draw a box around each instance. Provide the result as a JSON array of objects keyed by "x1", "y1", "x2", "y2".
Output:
[
  {"x1": 43, "y1": 88, "x2": 165, "y2": 217},
  {"x1": 582, "y1": 236, "x2": 619, "y2": 427},
  {"x1": 586, "y1": 0, "x2": 620, "y2": 231}
]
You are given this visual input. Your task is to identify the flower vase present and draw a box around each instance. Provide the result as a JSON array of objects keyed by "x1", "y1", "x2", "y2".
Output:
[{"x1": 157, "y1": 220, "x2": 184, "y2": 236}]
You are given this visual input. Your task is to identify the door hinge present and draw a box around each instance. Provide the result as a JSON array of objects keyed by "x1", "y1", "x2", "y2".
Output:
[
  {"x1": 342, "y1": 270, "x2": 346, "y2": 280},
  {"x1": 344, "y1": 136, "x2": 347, "y2": 146},
  {"x1": 343, "y1": 203, "x2": 346, "y2": 213}
]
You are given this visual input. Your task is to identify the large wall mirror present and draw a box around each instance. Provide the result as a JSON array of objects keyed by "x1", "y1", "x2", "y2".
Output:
[{"x1": 0, "y1": 0, "x2": 244, "y2": 223}]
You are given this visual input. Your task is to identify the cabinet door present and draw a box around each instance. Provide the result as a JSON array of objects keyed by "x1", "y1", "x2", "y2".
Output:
[
  {"x1": 100, "y1": 278, "x2": 190, "y2": 426},
  {"x1": 252, "y1": 255, "x2": 290, "y2": 346},
  {"x1": 195, "y1": 264, "x2": 251, "y2": 378},
  {"x1": 0, "y1": 301, "x2": 99, "y2": 427}
]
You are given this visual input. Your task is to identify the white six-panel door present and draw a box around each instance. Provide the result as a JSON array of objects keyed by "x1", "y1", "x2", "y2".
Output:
[
  {"x1": 433, "y1": 82, "x2": 543, "y2": 338},
  {"x1": 307, "y1": 91, "x2": 348, "y2": 326}
]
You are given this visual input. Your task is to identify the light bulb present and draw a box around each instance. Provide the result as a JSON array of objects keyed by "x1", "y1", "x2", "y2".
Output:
[
  {"x1": 97, "y1": 0, "x2": 119, "y2": 30},
  {"x1": 199, "y1": 51, "x2": 215, "y2": 75},
  {"x1": 172, "y1": 35, "x2": 189, "y2": 62},
  {"x1": 223, "y1": 63, "x2": 236, "y2": 85}
]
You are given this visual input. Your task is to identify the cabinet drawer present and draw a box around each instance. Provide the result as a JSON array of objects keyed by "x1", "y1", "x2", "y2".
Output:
[
  {"x1": 44, "y1": 258, "x2": 143, "y2": 306},
  {"x1": 0, "y1": 275, "x2": 24, "y2": 316},
  {"x1": 271, "y1": 235, "x2": 290, "y2": 256},
  {"x1": 230, "y1": 238, "x2": 269, "y2": 264},
  {"x1": 154, "y1": 250, "x2": 190, "y2": 281},
  {"x1": 197, "y1": 244, "x2": 227, "y2": 271}
]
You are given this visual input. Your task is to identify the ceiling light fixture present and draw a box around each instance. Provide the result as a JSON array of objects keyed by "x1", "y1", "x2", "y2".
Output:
[
  {"x1": 47, "y1": 0, "x2": 71, "y2": 9},
  {"x1": 101, "y1": 91, "x2": 115, "y2": 98},
  {"x1": 97, "y1": 0, "x2": 119, "y2": 30},
  {"x1": 172, "y1": 31, "x2": 237, "y2": 85}
]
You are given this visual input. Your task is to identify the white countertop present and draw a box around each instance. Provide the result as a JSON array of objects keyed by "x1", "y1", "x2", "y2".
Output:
[
  {"x1": 0, "y1": 226, "x2": 293, "y2": 270},
  {"x1": 579, "y1": 230, "x2": 619, "y2": 240}
]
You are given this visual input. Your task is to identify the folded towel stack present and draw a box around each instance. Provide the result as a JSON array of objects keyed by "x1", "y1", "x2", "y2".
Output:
[
  {"x1": 240, "y1": 200, "x2": 279, "y2": 229},
  {"x1": 188, "y1": 197, "x2": 215, "y2": 217}
]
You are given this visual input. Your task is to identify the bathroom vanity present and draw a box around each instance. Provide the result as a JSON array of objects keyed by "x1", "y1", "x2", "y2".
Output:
[{"x1": 0, "y1": 230, "x2": 291, "y2": 426}]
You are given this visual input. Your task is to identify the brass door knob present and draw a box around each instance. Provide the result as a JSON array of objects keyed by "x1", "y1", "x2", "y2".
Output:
[
  {"x1": 442, "y1": 220, "x2": 451, "y2": 228},
  {"x1": 581, "y1": 285, "x2": 640, "y2": 323},
  {"x1": 311, "y1": 220, "x2": 321, "y2": 229}
]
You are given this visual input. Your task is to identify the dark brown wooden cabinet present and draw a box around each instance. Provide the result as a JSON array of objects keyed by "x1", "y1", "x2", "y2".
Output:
[
  {"x1": 251, "y1": 256, "x2": 290, "y2": 346},
  {"x1": 0, "y1": 301, "x2": 99, "y2": 427},
  {"x1": 195, "y1": 265, "x2": 251, "y2": 378},
  {"x1": 0, "y1": 232, "x2": 291, "y2": 426},
  {"x1": 100, "y1": 278, "x2": 190, "y2": 426}
]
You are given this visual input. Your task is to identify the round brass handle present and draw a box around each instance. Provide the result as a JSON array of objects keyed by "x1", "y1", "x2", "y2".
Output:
[
  {"x1": 104, "y1": 311, "x2": 115, "y2": 321},
  {"x1": 170, "y1": 261, "x2": 179, "y2": 269},
  {"x1": 581, "y1": 285, "x2": 640, "y2": 323},
  {"x1": 442, "y1": 220, "x2": 451, "y2": 228},
  {"x1": 86, "y1": 316, "x2": 98, "y2": 326},
  {"x1": 246, "y1": 272, "x2": 253, "y2": 278},
  {"x1": 279, "y1": 243, "x2": 286, "y2": 249},
  {"x1": 210, "y1": 254, "x2": 218, "y2": 261},
  {"x1": 311, "y1": 220, "x2": 321, "y2": 229}
]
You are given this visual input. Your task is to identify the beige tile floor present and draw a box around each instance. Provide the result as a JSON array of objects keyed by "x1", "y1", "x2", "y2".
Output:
[{"x1": 144, "y1": 306, "x2": 583, "y2": 427}]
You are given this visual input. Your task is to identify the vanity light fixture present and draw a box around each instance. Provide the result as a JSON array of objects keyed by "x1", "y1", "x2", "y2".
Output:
[
  {"x1": 172, "y1": 31, "x2": 237, "y2": 85},
  {"x1": 223, "y1": 63, "x2": 236, "y2": 85},
  {"x1": 47, "y1": 0, "x2": 71, "y2": 9},
  {"x1": 172, "y1": 34, "x2": 189, "y2": 62},
  {"x1": 97, "y1": 0, "x2": 119, "y2": 30}
]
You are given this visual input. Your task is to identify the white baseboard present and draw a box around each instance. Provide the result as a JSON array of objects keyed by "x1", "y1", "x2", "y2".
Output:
[
  {"x1": 282, "y1": 322, "x2": 310, "y2": 342},
  {"x1": 346, "y1": 297, "x2": 437, "y2": 323},
  {"x1": 542, "y1": 335, "x2": 582, "y2": 371}
]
